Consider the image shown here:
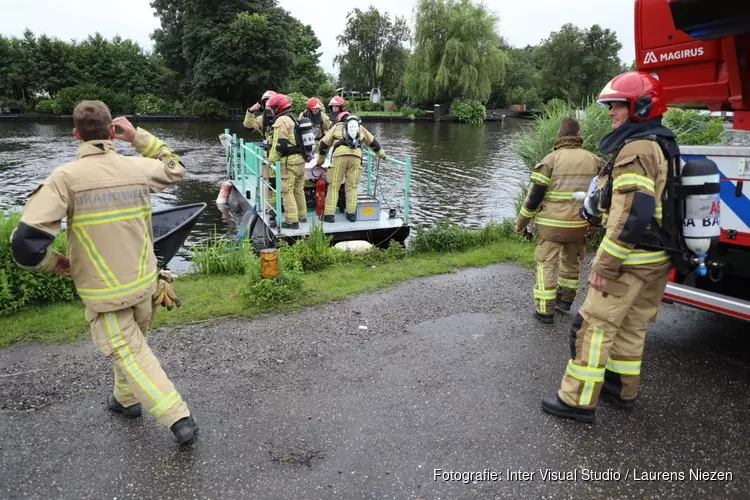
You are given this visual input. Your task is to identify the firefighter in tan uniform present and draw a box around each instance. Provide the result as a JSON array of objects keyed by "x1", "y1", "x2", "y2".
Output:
[
  {"x1": 541, "y1": 72, "x2": 676, "y2": 422},
  {"x1": 515, "y1": 118, "x2": 602, "y2": 324},
  {"x1": 315, "y1": 112, "x2": 386, "y2": 222},
  {"x1": 300, "y1": 97, "x2": 332, "y2": 150},
  {"x1": 244, "y1": 90, "x2": 278, "y2": 215},
  {"x1": 265, "y1": 93, "x2": 308, "y2": 229},
  {"x1": 10, "y1": 101, "x2": 198, "y2": 446}
]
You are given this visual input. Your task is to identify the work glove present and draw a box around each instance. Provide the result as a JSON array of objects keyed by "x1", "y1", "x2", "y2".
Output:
[{"x1": 153, "y1": 271, "x2": 181, "y2": 311}]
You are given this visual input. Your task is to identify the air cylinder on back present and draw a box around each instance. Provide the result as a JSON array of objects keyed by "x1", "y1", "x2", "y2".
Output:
[{"x1": 680, "y1": 158, "x2": 721, "y2": 275}]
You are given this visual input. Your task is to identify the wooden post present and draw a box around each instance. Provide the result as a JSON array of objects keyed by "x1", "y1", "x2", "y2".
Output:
[{"x1": 260, "y1": 248, "x2": 279, "y2": 280}]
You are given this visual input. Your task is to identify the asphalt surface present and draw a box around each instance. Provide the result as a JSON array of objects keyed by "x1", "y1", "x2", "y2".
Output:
[{"x1": 1, "y1": 262, "x2": 749, "y2": 499}]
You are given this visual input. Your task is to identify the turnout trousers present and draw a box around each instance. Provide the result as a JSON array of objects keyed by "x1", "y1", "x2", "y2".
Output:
[
  {"x1": 558, "y1": 268, "x2": 670, "y2": 409},
  {"x1": 533, "y1": 238, "x2": 585, "y2": 315},
  {"x1": 280, "y1": 159, "x2": 307, "y2": 223},
  {"x1": 87, "y1": 298, "x2": 191, "y2": 428},
  {"x1": 325, "y1": 155, "x2": 361, "y2": 216}
]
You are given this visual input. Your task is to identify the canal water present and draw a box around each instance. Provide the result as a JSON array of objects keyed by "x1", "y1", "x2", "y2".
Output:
[
  {"x1": 0, "y1": 119, "x2": 532, "y2": 271},
  {"x1": 2, "y1": 119, "x2": 744, "y2": 272}
]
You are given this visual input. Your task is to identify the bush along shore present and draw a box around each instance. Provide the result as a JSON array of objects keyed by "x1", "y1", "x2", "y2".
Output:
[{"x1": 0, "y1": 215, "x2": 534, "y2": 348}]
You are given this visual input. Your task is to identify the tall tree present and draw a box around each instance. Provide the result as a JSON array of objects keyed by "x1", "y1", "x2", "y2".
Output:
[
  {"x1": 334, "y1": 7, "x2": 410, "y2": 93},
  {"x1": 403, "y1": 0, "x2": 508, "y2": 104},
  {"x1": 534, "y1": 23, "x2": 622, "y2": 105}
]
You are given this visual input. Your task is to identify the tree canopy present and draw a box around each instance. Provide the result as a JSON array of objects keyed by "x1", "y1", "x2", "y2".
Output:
[{"x1": 403, "y1": 0, "x2": 508, "y2": 104}]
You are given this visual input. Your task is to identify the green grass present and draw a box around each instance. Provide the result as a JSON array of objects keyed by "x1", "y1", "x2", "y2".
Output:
[{"x1": 0, "y1": 240, "x2": 533, "y2": 348}]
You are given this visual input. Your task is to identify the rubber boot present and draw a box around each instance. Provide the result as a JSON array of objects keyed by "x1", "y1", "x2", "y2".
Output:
[
  {"x1": 555, "y1": 299, "x2": 573, "y2": 313},
  {"x1": 534, "y1": 311, "x2": 554, "y2": 324},
  {"x1": 600, "y1": 383, "x2": 634, "y2": 410},
  {"x1": 346, "y1": 213, "x2": 357, "y2": 222},
  {"x1": 171, "y1": 415, "x2": 199, "y2": 446},
  {"x1": 541, "y1": 395, "x2": 595, "y2": 423},
  {"x1": 107, "y1": 394, "x2": 142, "y2": 419},
  {"x1": 282, "y1": 221, "x2": 299, "y2": 229},
  {"x1": 323, "y1": 215, "x2": 335, "y2": 223}
]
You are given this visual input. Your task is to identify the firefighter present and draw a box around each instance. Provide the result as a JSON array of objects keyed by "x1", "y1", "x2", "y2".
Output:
[
  {"x1": 315, "y1": 112, "x2": 386, "y2": 222},
  {"x1": 244, "y1": 90, "x2": 278, "y2": 221},
  {"x1": 10, "y1": 101, "x2": 198, "y2": 445},
  {"x1": 541, "y1": 71, "x2": 677, "y2": 422},
  {"x1": 265, "y1": 93, "x2": 307, "y2": 228},
  {"x1": 300, "y1": 97, "x2": 332, "y2": 148},
  {"x1": 328, "y1": 95, "x2": 346, "y2": 123},
  {"x1": 515, "y1": 117, "x2": 602, "y2": 324}
]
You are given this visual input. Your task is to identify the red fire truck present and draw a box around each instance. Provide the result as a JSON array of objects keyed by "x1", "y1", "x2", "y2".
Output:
[{"x1": 636, "y1": 0, "x2": 750, "y2": 321}]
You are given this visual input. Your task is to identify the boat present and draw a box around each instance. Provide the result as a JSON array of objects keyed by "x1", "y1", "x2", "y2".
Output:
[
  {"x1": 217, "y1": 128, "x2": 411, "y2": 249},
  {"x1": 152, "y1": 202, "x2": 207, "y2": 267}
]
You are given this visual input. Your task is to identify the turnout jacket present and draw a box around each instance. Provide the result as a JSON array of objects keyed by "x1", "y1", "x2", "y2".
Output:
[
  {"x1": 11, "y1": 129, "x2": 185, "y2": 313},
  {"x1": 268, "y1": 114, "x2": 305, "y2": 164},
  {"x1": 516, "y1": 136, "x2": 602, "y2": 242},
  {"x1": 591, "y1": 138, "x2": 671, "y2": 285}
]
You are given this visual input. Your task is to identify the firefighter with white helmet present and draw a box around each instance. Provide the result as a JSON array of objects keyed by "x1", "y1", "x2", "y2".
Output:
[{"x1": 541, "y1": 71, "x2": 678, "y2": 422}]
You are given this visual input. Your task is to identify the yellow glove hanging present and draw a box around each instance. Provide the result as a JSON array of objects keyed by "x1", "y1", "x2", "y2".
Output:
[{"x1": 152, "y1": 271, "x2": 181, "y2": 311}]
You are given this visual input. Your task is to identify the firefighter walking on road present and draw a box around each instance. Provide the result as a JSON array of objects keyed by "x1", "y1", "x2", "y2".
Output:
[
  {"x1": 11, "y1": 101, "x2": 198, "y2": 445},
  {"x1": 516, "y1": 117, "x2": 602, "y2": 324},
  {"x1": 541, "y1": 72, "x2": 677, "y2": 422}
]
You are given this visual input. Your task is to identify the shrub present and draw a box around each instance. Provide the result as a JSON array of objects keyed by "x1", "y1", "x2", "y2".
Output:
[
  {"x1": 191, "y1": 98, "x2": 229, "y2": 120},
  {"x1": 409, "y1": 219, "x2": 525, "y2": 253},
  {"x1": 316, "y1": 82, "x2": 337, "y2": 104},
  {"x1": 359, "y1": 101, "x2": 383, "y2": 112},
  {"x1": 239, "y1": 257, "x2": 304, "y2": 306},
  {"x1": 54, "y1": 84, "x2": 113, "y2": 114},
  {"x1": 134, "y1": 94, "x2": 171, "y2": 115},
  {"x1": 450, "y1": 98, "x2": 486, "y2": 125},
  {"x1": 0, "y1": 211, "x2": 78, "y2": 316},
  {"x1": 0, "y1": 97, "x2": 26, "y2": 113},
  {"x1": 188, "y1": 235, "x2": 256, "y2": 275},
  {"x1": 108, "y1": 92, "x2": 135, "y2": 115},
  {"x1": 288, "y1": 92, "x2": 308, "y2": 116},
  {"x1": 35, "y1": 99, "x2": 57, "y2": 113},
  {"x1": 278, "y1": 221, "x2": 340, "y2": 272},
  {"x1": 399, "y1": 105, "x2": 425, "y2": 117},
  {"x1": 663, "y1": 108, "x2": 726, "y2": 145}
]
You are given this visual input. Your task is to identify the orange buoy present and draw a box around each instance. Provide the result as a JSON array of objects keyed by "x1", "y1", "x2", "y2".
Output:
[
  {"x1": 216, "y1": 181, "x2": 232, "y2": 205},
  {"x1": 260, "y1": 248, "x2": 279, "y2": 280}
]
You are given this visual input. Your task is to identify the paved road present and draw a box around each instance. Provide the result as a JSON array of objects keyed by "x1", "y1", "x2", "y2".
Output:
[{"x1": 1, "y1": 263, "x2": 749, "y2": 499}]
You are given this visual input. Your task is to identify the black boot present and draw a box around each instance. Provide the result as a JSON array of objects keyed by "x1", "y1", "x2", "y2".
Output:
[
  {"x1": 541, "y1": 395, "x2": 595, "y2": 423},
  {"x1": 107, "y1": 394, "x2": 142, "y2": 419},
  {"x1": 281, "y1": 221, "x2": 299, "y2": 229},
  {"x1": 555, "y1": 298, "x2": 573, "y2": 313},
  {"x1": 600, "y1": 383, "x2": 634, "y2": 410},
  {"x1": 323, "y1": 215, "x2": 335, "y2": 223},
  {"x1": 534, "y1": 311, "x2": 554, "y2": 324},
  {"x1": 346, "y1": 212, "x2": 357, "y2": 222},
  {"x1": 299, "y1": 218, "x2": 308, "y2": 223},
  {"x1": 171, "y1": 415, "x2": 199, "y2": 446}
]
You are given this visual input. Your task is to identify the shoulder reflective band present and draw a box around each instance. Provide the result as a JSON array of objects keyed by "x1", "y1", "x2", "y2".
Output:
[{"x1": 613, "y1": 174, "x2": 655, "y2": 193}]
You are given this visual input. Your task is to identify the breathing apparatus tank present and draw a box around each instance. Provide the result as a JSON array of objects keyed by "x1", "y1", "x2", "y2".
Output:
[
  {"x1": 298, "y1": 117, "x2": 316, "y2": 156},
  {"x1": 345, "y1": 115, "x2": 362, "y2": 147},
  {"x1": 678, "y1": 159, "x2": 721, "y2": 276}
]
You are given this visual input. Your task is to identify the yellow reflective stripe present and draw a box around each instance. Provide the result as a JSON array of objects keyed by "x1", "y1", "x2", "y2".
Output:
[
  {"x1": 580, "y1": 326, "x2": 605, "y2": 405},
  {"x1": 535, "y1": 264, "x2": 551, "y2": 313},
  {"x1": 545, "y1": 191, "x2": 576, "y2": 200},
  {"x1": 533, "y1": 289, "x2": 557, "y2": 300},
  {"x1": 520, "y1": 206, "x2": 538, "y2": 218},
  {"x1": 655, "y1": 205, "x2": 663, "y2": 222},
  {"x1": 606, "y1": 358, "x2": 641, "y2": 375},
  {"x1": 70, "y1": 205, "x2": 151, "y2": 227},
  {"x1": 77, "y1": 270, "x2": 157, "y2": 300},
  {"x1": 150, "y1": 390, "x2": 180, "y2": 417},
  {"x1": 105, "y1": 313, "x2": 165, "y2": 403},
  {"x1": 115, "y1": 379, "x2": 131, "y2": 390},
  {"x1": 600, "y1": 236, "x2": 631, "y2": 260},
  {"x1": 602, "y1": 213, "x2": 609, "y2": 224},
  {"x1": 71, "y1": 226, "x2": 121, "y2": 288},
  {"x1": 530, "y1": 172, "x2": 550, "y2": 185},
  {"x1": 138, "y1": 224, "x2": 150, "y2": 280},
  {"x1": 535, "y1": 217, "x2": 589, "y2": 228},
  {"x1": 566, "y1": 359, "x2": 604, "y2": 382},
  {"x1": 622, "y1": 251, "x2": 671, "y2": 265},
  {"x1": 612, "y1": 174, "x2": 654, "y2": 193},
  {"x1": 143, "y1": 136, "x2": 164, "y2": 158},
  {"x1": 558, "y1": 277, "x2": 579, "y2": 289}
]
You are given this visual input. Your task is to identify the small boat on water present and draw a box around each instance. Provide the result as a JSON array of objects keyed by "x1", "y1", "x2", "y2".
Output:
[
  {"x1": 152, "y1": 202, "x2": 207, "y2": 267},
  {"x1": 217, "y1": 129, "x2": 412, "y2": 249}
]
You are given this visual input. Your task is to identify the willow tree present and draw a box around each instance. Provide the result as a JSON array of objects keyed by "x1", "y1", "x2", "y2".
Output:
[{"x1": 403, "y1": 0, "x2": 508, "y2": 104}]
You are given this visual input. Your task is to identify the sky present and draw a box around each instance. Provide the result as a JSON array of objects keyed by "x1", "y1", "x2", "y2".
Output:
[{"x1": 0, "y1": 0, "x2": 637, "y2": 74}]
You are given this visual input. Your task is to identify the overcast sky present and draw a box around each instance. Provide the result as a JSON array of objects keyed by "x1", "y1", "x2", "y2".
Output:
[{"x1": 1, "y1": 0, "x2": 637, "y2": 74}]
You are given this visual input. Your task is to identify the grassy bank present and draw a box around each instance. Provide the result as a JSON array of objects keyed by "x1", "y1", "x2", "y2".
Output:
[{"x1": 0, "y1": 220, "x2": 533, "y2": 348}]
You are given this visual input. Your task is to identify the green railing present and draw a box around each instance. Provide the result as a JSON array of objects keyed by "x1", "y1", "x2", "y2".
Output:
[{"x1": 222, "y1": 128, "x2": 412, "y2": 224}]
